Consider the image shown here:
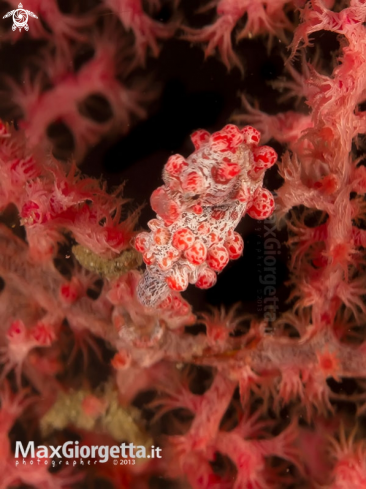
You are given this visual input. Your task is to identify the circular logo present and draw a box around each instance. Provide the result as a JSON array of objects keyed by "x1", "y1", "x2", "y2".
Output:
[{"x1": 12, "y1": 9, "x2": 29, "y2": 31}]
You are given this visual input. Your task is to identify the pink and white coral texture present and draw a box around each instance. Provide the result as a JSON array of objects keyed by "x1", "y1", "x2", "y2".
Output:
[{"x1": 0, "y1": 0, "x2": 366, "y2": 488}]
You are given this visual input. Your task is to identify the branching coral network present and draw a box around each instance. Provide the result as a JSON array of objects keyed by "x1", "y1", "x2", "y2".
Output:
[{"x1": 0, "y1": 0, "x2": 366, "y2": 488}]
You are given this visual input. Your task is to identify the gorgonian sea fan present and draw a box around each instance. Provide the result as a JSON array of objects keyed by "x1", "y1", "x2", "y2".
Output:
[{"x1": 1, "y1": 0, "x2": 366, "y2": 488}]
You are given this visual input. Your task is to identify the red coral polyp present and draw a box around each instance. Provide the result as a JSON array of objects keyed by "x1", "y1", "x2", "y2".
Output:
[
  {"x1": 21, "y1": 200, "x2": 48, "y2": 225},
  {"x1": 172, "y1": 228, "x2": 195, "y2": 251},
  {"x1": 210, "y1": 124, "x2": 245, "y2": 153},
  {"x1": 211, "y1": 158, "x2": 241, "y2": 184},
  {"x1": 165, "y1": 155, "x2": 189, "y2": 176},
  {"x1": 150, "y1": 186, "x2": 181, "y2": 224}
]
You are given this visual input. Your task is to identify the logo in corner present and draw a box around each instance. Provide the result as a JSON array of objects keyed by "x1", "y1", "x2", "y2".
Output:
[{"x1": 3, "y1": 3, "x2": 38, "y2": 32}]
